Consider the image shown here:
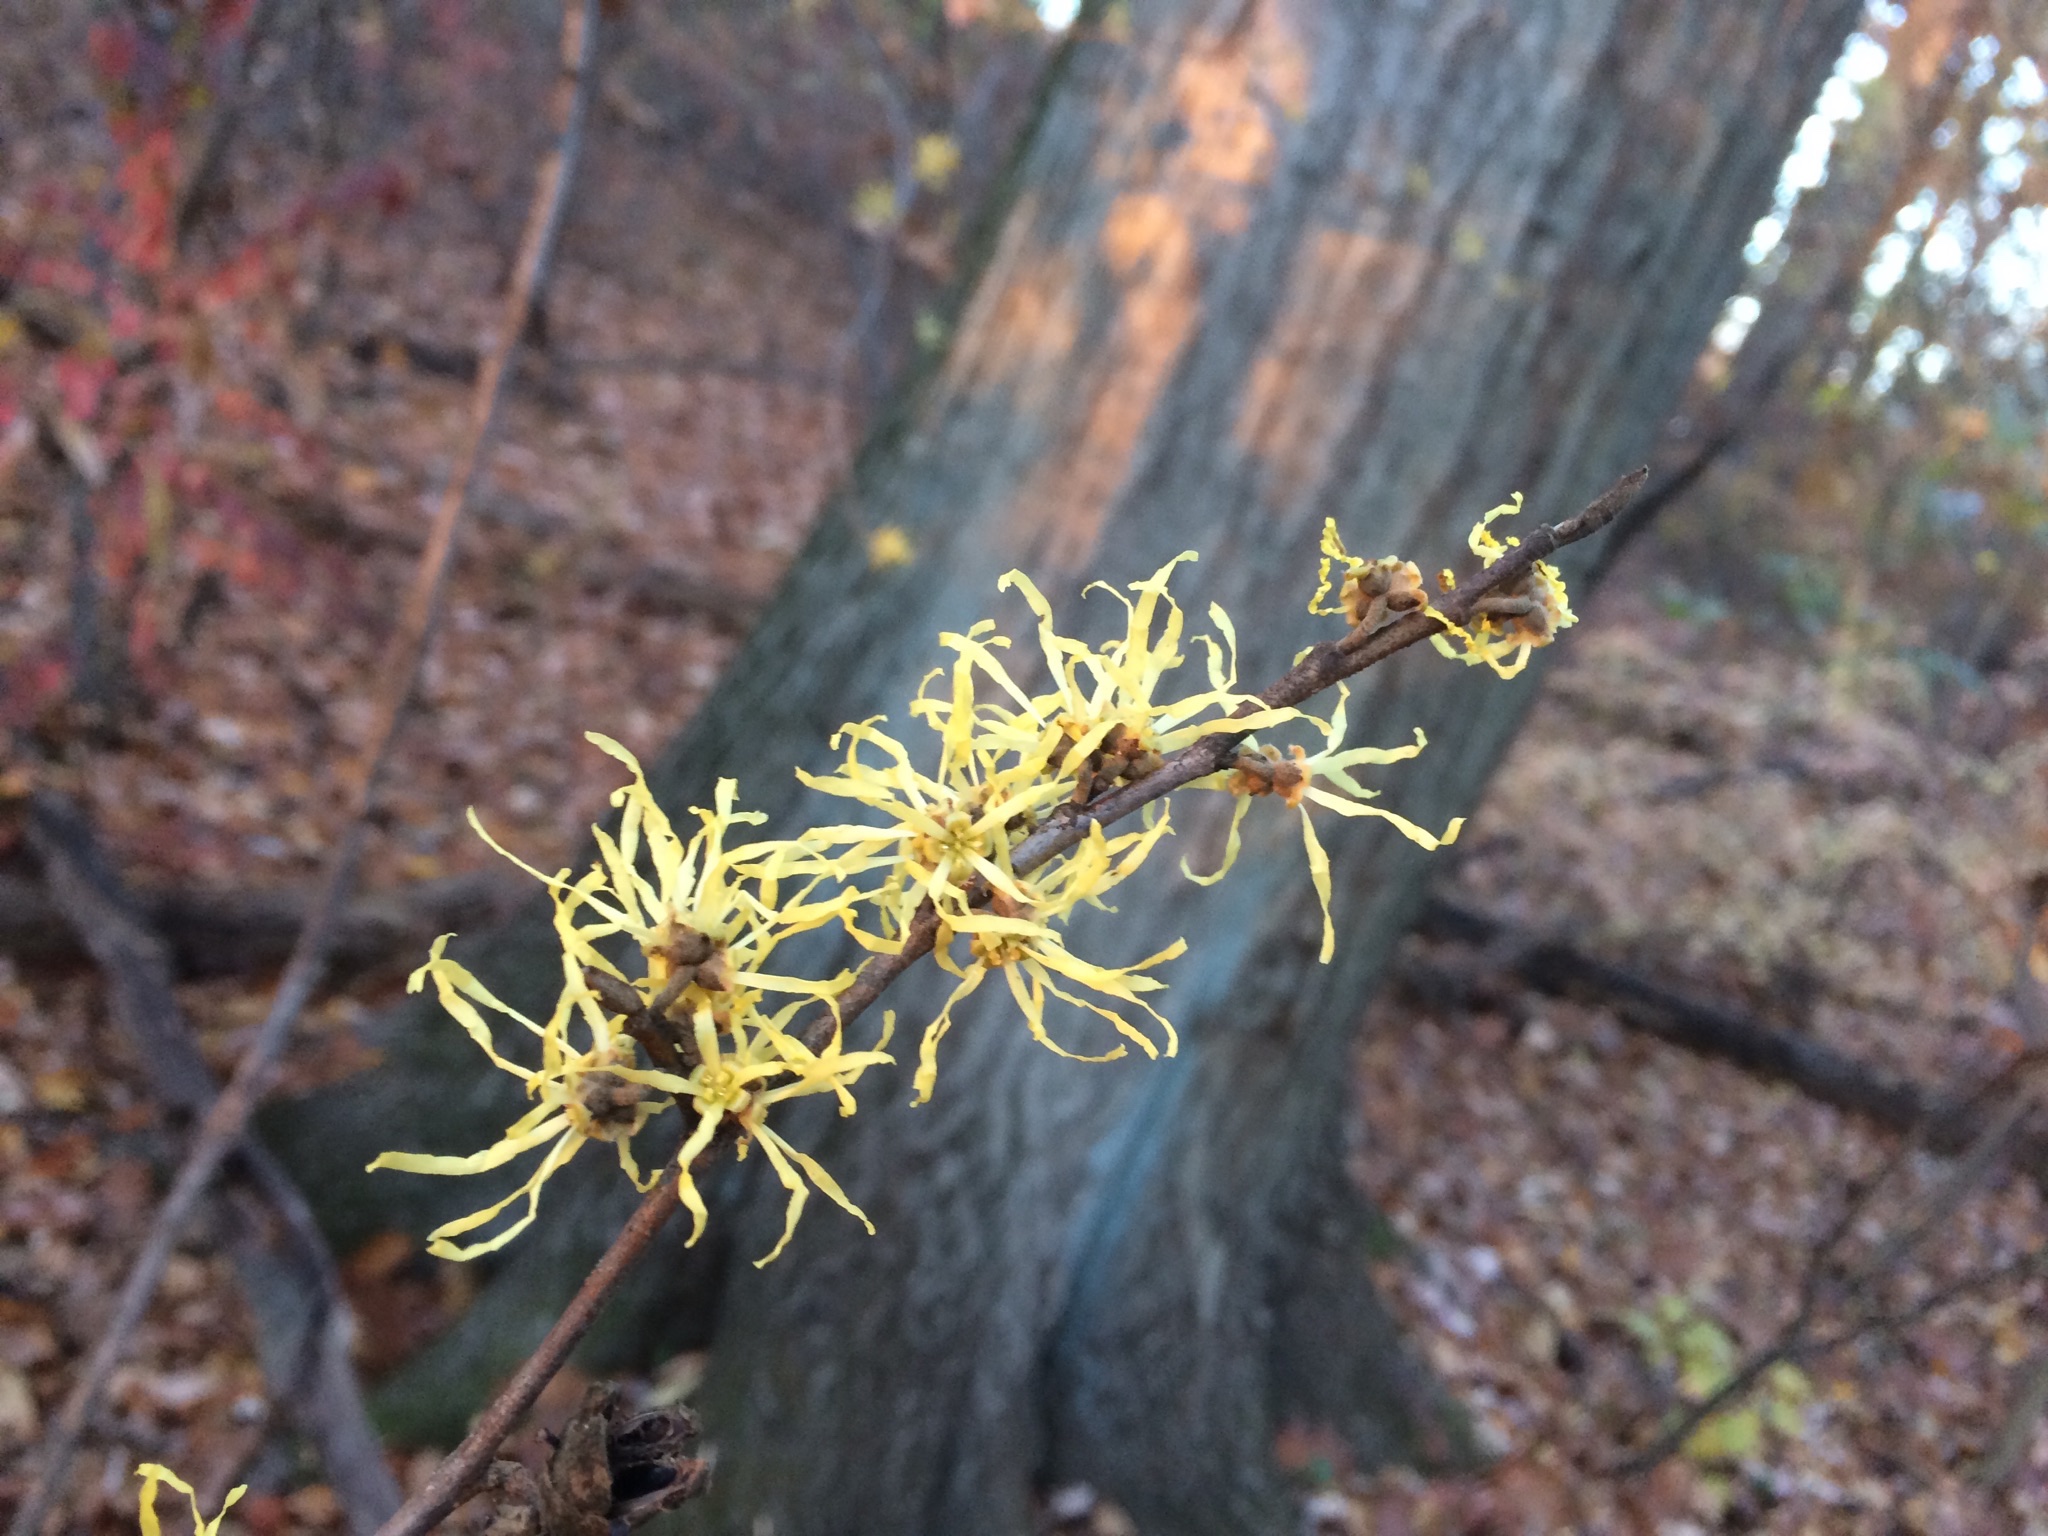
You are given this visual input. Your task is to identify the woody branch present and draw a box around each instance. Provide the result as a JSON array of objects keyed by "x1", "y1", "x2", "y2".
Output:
[{"x1": 374, "y1": 465, "x2": 1649, "y2": 1536}]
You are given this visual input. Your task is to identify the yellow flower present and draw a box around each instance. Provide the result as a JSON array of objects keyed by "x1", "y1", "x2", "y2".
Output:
[
  {"x1": 1186, "y1": 684, "x2": 1462, "y2": 961},
  {"x1": 1463, "y1": 492, "x2": 1526, "y2": 566},
  {"x1": 983, "y1": 554, "x2": 1298, "y2": 798},
  {"x1": 867, "y1": 524, "x2": 915, "y2": 569},
  {"x1": 371, "y1": 739, "x2": 880, "y2": 1261},
  {"x1": 375, "y1": 936, "x2": 893, "y2": 1262},
  {"x1": 517, "y1": 735, "x2": 857, "y2": 1019},
  {"x1": 1424, "y1": 493, "x2": 1577, "y2": 678},
  {"x1": 136, "y1": 1465, "x2": 243, "y2": 1536},
  {"x1": 797, "y1": 701, "x2": 1068, "y2": 939},
  {"x1": 1309, "y1": 521, "x2": 1427, "y2": 634},
  {"x1": 913, "y1": 131, "x2": 962, "y2": 191},
  {"x1": 668, "y1": 1006, "x2": 894, "y2": 1265},
  {"x1": 798, "y1": 614, "x2": 1197, "y2": 1098},
  {"x1": 367, "y1": 935, "x2": 678, "y2": 1259},
  {"x1": 914, "y1": 817, "x2": 1184, "y2": 1101}
]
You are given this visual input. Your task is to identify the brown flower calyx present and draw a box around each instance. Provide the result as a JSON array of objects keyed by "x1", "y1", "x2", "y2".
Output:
[
  {"x1": 966, "y1": 888, "x2": 1033, "y2": 967},
  {"x1": 1068, "y1": 721, "x2": 1166, "y2": 804},
  {"x1": 1341, "y1": 557, "x2": 1427, "y2": 634},
  {"x1": 1467, "y1": 563, "x2": 1568, "y2": 646},
  {"x1": 1228, "y1": 744, "x2": 1311, "y2": 808},
  {"x1": 643, "y1": 919, "x2": 735, "y2": 1000},
  {"x1": 580, "y1": 966, "x2": 703, "y2": 1076},
  {"x1": 480, "y1": 1384, "x2": 708, "y2": 1536},
  {"x1": 575, "y1": 1068, "x2": 650, "y2": 1134}
]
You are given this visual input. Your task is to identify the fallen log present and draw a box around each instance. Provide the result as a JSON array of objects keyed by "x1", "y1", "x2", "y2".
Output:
[
  {"x1": 10, "y1": 855, "x2": 2037, "y2": 1181},
  {"x1": 1411, "y1": 894, "x2": 2048, "y2": 1183},
  {"x1": 0, "y1": 865, "x2": 526, "y2": 986}
]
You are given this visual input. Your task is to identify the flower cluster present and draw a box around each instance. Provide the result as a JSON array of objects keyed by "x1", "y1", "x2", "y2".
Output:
[
  {"x1": 1436, "y1": 493, "x2": 1577, "y2": 675},
  {"x1": 370, "y1": 737, "x2": 890, "y2": 1265},
  {"x1": 793, "y1": 557, "x2": 1296, "y2": 1101},
  {"x1": 1186, "y1": 683, "x2": 1463, "y2": 961},
  {"x1": 378, "y1": 500, "x2": 1544, "y2": 1262},
  {"x1": 1314, "y1": 494, "x2": 1576, "y2": 678},
  {"x1": 1310, "y1": 538, "x2": 1426, "y2": 635}
]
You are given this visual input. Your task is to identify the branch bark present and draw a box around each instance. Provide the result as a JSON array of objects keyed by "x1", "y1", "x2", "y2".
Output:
[{"x1": 372, "y1": 1171, "x2": 684, "y2": 1536}]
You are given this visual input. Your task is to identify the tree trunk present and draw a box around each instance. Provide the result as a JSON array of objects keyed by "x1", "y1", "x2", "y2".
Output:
[{"x1": 273, "y1": 0, "x2": 1861, "y2": 1528}]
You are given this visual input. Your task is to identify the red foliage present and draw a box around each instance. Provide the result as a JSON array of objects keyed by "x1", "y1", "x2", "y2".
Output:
[
  {"x1": 84, "y1": 20, "x2": 138, "y2": 95},
  {"x1": 112, "y1": 128, "x2": 178, "y2": 274},
  {"x1": 0, "y1": 0, "x2": 405, "y2": 721}
]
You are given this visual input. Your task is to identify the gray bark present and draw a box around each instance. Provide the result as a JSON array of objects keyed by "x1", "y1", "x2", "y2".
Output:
[{"x1": 272, "y1": 0, "x2": 1862, "y2": 1529}]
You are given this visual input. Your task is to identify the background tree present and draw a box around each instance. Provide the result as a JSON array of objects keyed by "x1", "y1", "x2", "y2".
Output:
[
  {"x1": 1651, "y1": 0, "x2": 2048, "y2": 685},
  {"x1": 268, "y1": 2, "x2": 1887, "y2": 1529}
]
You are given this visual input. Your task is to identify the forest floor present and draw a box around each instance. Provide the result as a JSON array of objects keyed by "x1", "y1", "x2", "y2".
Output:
[{"x1": 2, "y1": 11, "x2": 2046, "y2": 1535}]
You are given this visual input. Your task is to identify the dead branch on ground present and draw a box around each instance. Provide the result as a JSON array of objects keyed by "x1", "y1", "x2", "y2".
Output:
[
  {"x1": 337, "y1": 326, "x2": 838, "y2": 394},
  {"x1": 0, "y1": 867, "x2": 527, "y2": 986},
  {"x1": 23, "y1": 790, "x2": 402, "y2": 1532},
  {"x1": 1410, "y1": 895, "x2": 2048, "y2": 1192}
]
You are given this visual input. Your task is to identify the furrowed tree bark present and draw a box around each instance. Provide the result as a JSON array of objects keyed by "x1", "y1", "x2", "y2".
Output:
[{"x1": 274, "y1": 1, "x2": 1862, "y2": 1529}]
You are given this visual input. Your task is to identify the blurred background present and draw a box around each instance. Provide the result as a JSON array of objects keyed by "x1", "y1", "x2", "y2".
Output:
[{"x1": 2, "y1": 1, "x2": 2047, "y2": 1532}]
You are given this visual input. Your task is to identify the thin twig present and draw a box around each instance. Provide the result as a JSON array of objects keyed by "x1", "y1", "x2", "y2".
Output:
[
  {"x1": 1974, "y1": 1349, "x2": 2048, "y2": 1488},
  {"x1": 172, "y1": 0, "x2": 285, "y2": 252},
  {"x1": 1622, "y1": 1239, "x2": 2047, "y2": 1477},
  {"x1": 23, "y1": 789, "x2": 403, "y2": 1531},
  {"x1": 1617, "y1": 1339, "x2": 1803, "y2": 1475},
  {"x1": 371, "y1": 468, "x2": 1651, "y2": 1536},
  {"x1": 1617, "y1": 1050, "x2": 2045, "y2": 1477},
  {"x1": 372, "y1": 1170, "x2": 683, "y2": 1536},
  {"x1": 1863, "y1": 1083, "x2": 2035, "y2": 1279},
  {"x1": 8, "y1": 6, "x2": 599, "y2": 1532},
  {"x1": 1823, "y1": 1250, "x2": 2047, "y2": 1346},
  {"x1": 61, "y1": 461, "x2": 113, "y2": 729},
  {"x1": 1592, "y1": 4, "x2": 1985, "y2": 575},
  {"x1": 234, "y1": 1151, "x2": 401, "y2": 1534}
]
